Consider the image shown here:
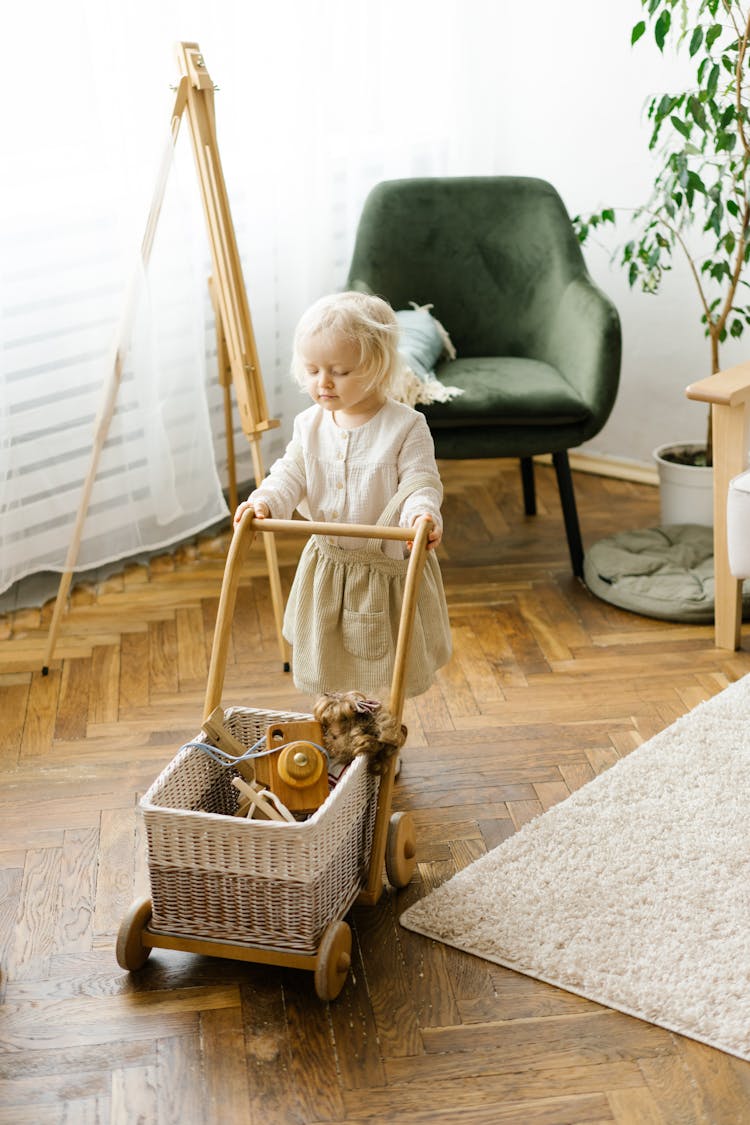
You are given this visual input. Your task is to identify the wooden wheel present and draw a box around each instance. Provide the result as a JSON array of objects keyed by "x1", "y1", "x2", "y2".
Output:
[
  {"x1": 385, "y1": 811, "x2": 417, "y2": 888},
  {"x1": 314, "y1": 921, "x2": 352, "y2": 1001},
  {"x1": 116, "y1": 896, "x2": 153, "y2": 971}
]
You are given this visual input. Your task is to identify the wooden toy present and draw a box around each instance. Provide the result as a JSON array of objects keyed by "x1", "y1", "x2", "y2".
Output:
[
  {"x1": 202, "y1": 706, "x2": 255, "y2": 782},
  {"x1": 231, "y1": 777, "x2": 295, "y2": 822},
  {"x1": 262, "y1": 721, "x2": 329, "y2": 814},
  {"x1": 203, "y1": 709, "x2": 329, "y2": 814}
]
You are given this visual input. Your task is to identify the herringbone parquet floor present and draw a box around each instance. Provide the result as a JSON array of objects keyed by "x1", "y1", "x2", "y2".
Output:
[{"x1": 2, "y1": 457, "x2": 750, "y2": 1124}]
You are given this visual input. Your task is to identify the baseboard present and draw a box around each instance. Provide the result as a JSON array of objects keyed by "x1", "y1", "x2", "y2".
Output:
[{"x1": 535, "y1": 452, "x2": 659, "y2": 487}]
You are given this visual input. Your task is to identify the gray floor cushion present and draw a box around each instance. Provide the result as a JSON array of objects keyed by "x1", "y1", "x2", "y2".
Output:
[{"x1": 583, "y1": 524, "x2": 750, "y2": 623}]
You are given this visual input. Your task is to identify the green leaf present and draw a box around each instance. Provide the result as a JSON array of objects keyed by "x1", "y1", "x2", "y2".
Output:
[
  {"x1": 689, "y1": 95, "x2": 707, "y2": 130},
  {"x1": 656, "y1": 93, "x2": 675, "y2": 118},
  {"x1": 628, "y1": 262, "x2": 639, "y2": 286},
  {"x1": 731, "y1": 319, "x2": 744, "y2": 338},
  {"x1": 705, "y1": 23, "x2": 722, "y2": 50},
  {"x1": 706, "y1": 62, "x2": 720, "y2": 98},
  {"x1": 727, "y1": 199, "x2": 740, "y2": 217},
  {"x1": 687, "y1": 170, "x2": 706, "y2": 194},
  {"x1": 670, "y1": 114, "x2": 692, "y2": 139},
  {"x1": 632, "y1": 19, "x2": 646, "y2": 45},
  {"x1": 655, "y1": 9, "x2": 671, "y2": 50},
  {"x1": 601, "y1": 208, "x2": 615, "y2": 223},
  {"x1": 706, "y1": 204, "x2": 723, "y2": 237},
  {"x1": 689, "y1": 25, "x2": 703, "y2": 56}
]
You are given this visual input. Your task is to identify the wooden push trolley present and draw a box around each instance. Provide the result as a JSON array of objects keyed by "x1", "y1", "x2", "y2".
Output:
[{"x1": 116, "y1": 511, "x2": 427, "y2": 1000}]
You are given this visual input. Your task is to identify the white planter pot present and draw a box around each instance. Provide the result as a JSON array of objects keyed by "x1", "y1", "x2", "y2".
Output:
[{"x1": 653, "y1": 442, "x2": 713, "y2": 527}]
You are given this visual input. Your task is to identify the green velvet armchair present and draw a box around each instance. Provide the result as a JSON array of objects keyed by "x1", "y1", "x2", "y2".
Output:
[{"x1": 346, "y1": 176, "x2": 622, "y2": 577}]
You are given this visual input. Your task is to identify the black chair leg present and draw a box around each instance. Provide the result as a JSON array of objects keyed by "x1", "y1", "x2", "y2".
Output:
[
  {"x1": 520, "y1": 457, "x2": 536, "y2": 515},
  {"x1": 552, "y1": 451, "x2": 584, "y2": 578}
]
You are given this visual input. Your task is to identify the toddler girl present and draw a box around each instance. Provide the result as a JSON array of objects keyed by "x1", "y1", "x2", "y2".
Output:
[{"x1": 234, "y1": 291, "x2": 451, "y2": 697}]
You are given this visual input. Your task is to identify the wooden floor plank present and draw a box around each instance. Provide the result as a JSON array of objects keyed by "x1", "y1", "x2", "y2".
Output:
[
  {"x1": 93, "y1": 806, "x2": 138, "y2": 937},
  {"x1": 0, "y1": 680, "x2": 29, "y2": 767},
  {"x1": 328, "y1": 928, "x2": 389, "y2": 1090},
  {"x1": 53, "y1": 658, "x2": 91, "y2": 743},
  {"x1": 88, "y1": 645, "x2": 120, "y2": 726},
  {"x1": 341, "y1": 1062, "x2": 642, "y2": 1121},
  {"x1": 55, "y1": 827, "x2": 98, "y2": 956},
  {"x1": 118, "y1": 631, "x2": 150, "y2": 713},
  {"x1": 200, "y1": 1005, "x2": 254, "y2": 1123},
  {"x1": 19, "y1": 670, "x2": 61, "y2": 758},
  {"x1": 6, "y1": 847, "x2": 62, "y2": 982},
  {"x1": 155, "y1": 1032, "x2": 207, "y2": 1125},
  {"x1": 110, "y1": 1063, "x2": 158, "y2": 1124}
]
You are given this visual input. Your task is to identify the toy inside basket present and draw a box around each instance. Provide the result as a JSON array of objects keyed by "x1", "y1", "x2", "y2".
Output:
[{"x1": 140, "y1": 705, "x2": 380, "y2": 955}]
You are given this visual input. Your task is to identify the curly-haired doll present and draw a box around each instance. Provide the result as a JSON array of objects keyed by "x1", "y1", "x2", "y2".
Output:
[{"x1": 312, "y1": 690, "x2": 407, "y2": 776}]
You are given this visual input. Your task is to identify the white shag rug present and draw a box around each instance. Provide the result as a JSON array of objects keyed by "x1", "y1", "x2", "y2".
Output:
[{"x1": 400, "y1": 674, "x2": 750, "y2": 1061}]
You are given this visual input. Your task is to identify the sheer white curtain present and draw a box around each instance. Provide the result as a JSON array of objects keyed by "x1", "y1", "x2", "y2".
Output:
[{"x1": 1, "y1": 0, "x2": 510, "y2": 596}]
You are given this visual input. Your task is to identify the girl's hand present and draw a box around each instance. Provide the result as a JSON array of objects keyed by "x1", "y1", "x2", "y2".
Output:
[
  {"x1": 409, "y1": 515, "x2": 442, "y2": 551},
  {"x1": 233, "y1": 500, "x2": 270, "y2": 527}
]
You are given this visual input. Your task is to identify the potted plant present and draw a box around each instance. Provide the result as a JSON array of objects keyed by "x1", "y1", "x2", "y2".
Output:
[{"x1": 575, "y1": 0, "x2": 750, "y2": 524}]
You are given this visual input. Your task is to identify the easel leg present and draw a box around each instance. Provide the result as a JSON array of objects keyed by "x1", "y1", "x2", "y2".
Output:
[
  {"x1": 222, "y1": 384, "x2": 238, "y2": 515},
  {"x1": 249, "y1": 438, "x2": 291, "y2": 672},
  {"x1": 209, "y1": 275, "x2": 239, "y2": 514}
]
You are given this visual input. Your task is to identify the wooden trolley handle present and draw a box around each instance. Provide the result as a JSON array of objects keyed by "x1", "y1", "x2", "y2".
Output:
[{"x1": 203, "y1": 510, "x2": 433, "y2": 725}]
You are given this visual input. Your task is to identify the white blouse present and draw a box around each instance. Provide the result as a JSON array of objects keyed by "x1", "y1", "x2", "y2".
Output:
[{"x1": 249, "y1": 398, "x2": 443, "y2": 557}]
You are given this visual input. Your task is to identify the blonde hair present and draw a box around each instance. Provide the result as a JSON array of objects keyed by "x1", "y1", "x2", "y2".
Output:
[
  {"x1": 312, "y1": 691, "x2": 407, "y2": 776},
  {"x1": 291, "y1": 291, "x2": 403, "y2": 397}
]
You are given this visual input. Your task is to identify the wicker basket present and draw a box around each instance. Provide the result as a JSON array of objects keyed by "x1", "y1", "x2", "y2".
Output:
[{"x1": 141, "y1": 705, "x2": 379, "y2": 955}]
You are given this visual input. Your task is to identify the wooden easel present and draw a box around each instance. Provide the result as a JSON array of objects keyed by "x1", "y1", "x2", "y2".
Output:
[{"x1": 42, "y1": 42, "x2": 290, "y2": 674}]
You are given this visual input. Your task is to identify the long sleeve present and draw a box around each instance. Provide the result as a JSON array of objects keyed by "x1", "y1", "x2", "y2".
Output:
[
  {"x1": 248, "y1": 418, "x2": 307, "y2": 520},
  {"x1": 396, "y1": 414, "x2": 444, "y2": 536}
]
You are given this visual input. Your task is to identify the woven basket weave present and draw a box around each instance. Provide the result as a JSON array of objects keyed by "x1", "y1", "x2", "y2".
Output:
[{"x1": 141, "y1": 706, "x2": 379, "y2": 955}]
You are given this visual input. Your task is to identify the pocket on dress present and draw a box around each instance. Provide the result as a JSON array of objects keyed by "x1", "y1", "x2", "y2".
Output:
[{"x1": 342, "y1": 608, "x2": 390, "y2": 660}]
